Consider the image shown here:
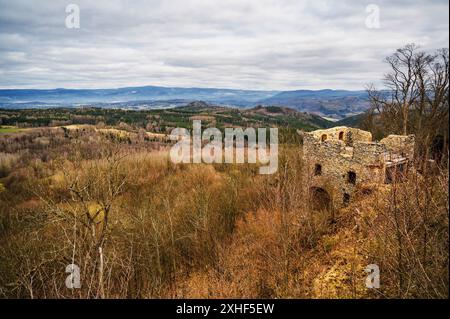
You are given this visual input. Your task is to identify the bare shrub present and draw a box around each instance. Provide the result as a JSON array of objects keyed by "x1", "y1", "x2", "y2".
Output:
[
  {"x1": 0, "y1": 152, "x2": 19, "y2": 178},
  {"x1": 361, "y1": 168, "x2": 449, "y2": 298}
]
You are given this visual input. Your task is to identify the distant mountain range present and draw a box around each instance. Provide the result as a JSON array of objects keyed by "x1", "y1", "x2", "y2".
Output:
[
  {"x1": 0, "y1": 86, "x2": 371, "y2": 119},
  {"x1": 261, "y1": 89, "x2": 370, "y2": 119}
]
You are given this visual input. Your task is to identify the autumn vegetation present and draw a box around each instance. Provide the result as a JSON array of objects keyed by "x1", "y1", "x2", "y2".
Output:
[{"x1": 0, "y1": 45, "x2": 448, "y2": 299}]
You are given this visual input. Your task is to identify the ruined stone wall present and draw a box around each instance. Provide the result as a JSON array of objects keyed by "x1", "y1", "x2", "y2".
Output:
[
  {"x1": 353, "y1": 142, "x2": 386, "y2": 166},
  {"x1": 310, "y1": 126, "x2": 372, "y2": 144},
  {"x1": 303, "y1": 132, "x2": 385, "y2": 207},
  {"x1": 310, "y1": 126, "x2": 348, "y2": 140},
  {"x1": 380, "y1": 134, "x2": 415, "y2": 160},
  {"x1": 346, "y1": 129, "x2": 372, "y2": 146},
  {"x1": 303, "y1": 127, "x2": 415, "y2": 208}
]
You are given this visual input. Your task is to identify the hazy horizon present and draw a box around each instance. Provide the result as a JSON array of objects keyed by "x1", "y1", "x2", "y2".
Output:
[{"x1": 0, "y1": 84, "x2": 369, "y2": 92}]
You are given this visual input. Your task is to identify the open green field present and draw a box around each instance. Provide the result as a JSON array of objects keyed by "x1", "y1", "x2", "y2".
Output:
[{"x1": 0, "y1": 126, "x2": 21, "y2": 133}]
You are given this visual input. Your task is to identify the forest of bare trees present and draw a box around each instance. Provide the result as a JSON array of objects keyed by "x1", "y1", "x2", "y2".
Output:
[{"x1": 366, "y1": 44, "x2": 449, "y2": 166}]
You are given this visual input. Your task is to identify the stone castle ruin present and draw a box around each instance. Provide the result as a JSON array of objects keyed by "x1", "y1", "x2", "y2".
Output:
[{"x1": 302, "y1": 126, "x2": 415, "y2": 209}]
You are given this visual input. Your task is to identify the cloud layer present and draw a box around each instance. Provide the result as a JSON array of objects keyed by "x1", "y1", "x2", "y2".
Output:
[{"x1": 0, "y1": 0, "x2": 448, "y2": 90}]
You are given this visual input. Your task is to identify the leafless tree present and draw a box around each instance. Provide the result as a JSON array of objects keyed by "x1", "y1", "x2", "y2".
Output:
[
  {"x1": 367, "y1": 44, "x2": 449, "y2": 165},
  {"x1": 67, "y1": 146, "x2": 127, "y2": 298}
]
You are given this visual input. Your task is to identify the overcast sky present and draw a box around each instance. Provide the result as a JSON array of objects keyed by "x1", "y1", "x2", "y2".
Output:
[{"x1": 0, "y1": 0, "x2": 448, "y2": 90}]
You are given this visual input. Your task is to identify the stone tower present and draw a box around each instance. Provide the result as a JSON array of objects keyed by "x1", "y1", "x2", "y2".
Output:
[{"x1": 302, "y1": 126, "x2": 415, "y2": 209}]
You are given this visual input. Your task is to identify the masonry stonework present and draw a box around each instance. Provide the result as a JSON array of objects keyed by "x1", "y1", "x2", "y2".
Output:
[{"x1": 302, "y1": 126, "x2": 415, "y2": 208}]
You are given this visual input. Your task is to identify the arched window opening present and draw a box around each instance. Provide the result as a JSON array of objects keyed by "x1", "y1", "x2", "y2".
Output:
[
  {"x1": 347, "y1": 171, "x2": 356, "y2": 184},
  {"x1": 314, "y1": 164, "x2": 322, "y2": 176},
  {"x1": 343, "y1": 193, "x2": 350, "y2": 206},
  {"x1": 310, "y1": 187, "x2": 331, "y2": 211}
]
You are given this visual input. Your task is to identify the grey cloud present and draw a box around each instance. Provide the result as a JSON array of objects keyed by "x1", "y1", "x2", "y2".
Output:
[{"x1": 0, "y1": 0, "x2": 448, "y2": 90}]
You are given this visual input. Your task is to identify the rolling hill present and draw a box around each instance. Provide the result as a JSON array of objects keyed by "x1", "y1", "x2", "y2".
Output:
[
  {"x1": 0, "y1": 86, "x2": 372, "y2": 120},
  {"x1": 0, "y1": 101, "x2": 332, "y2": 132},
  {"x1": 258, "y1": 89, "x2": 369, "y2": 119}
]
